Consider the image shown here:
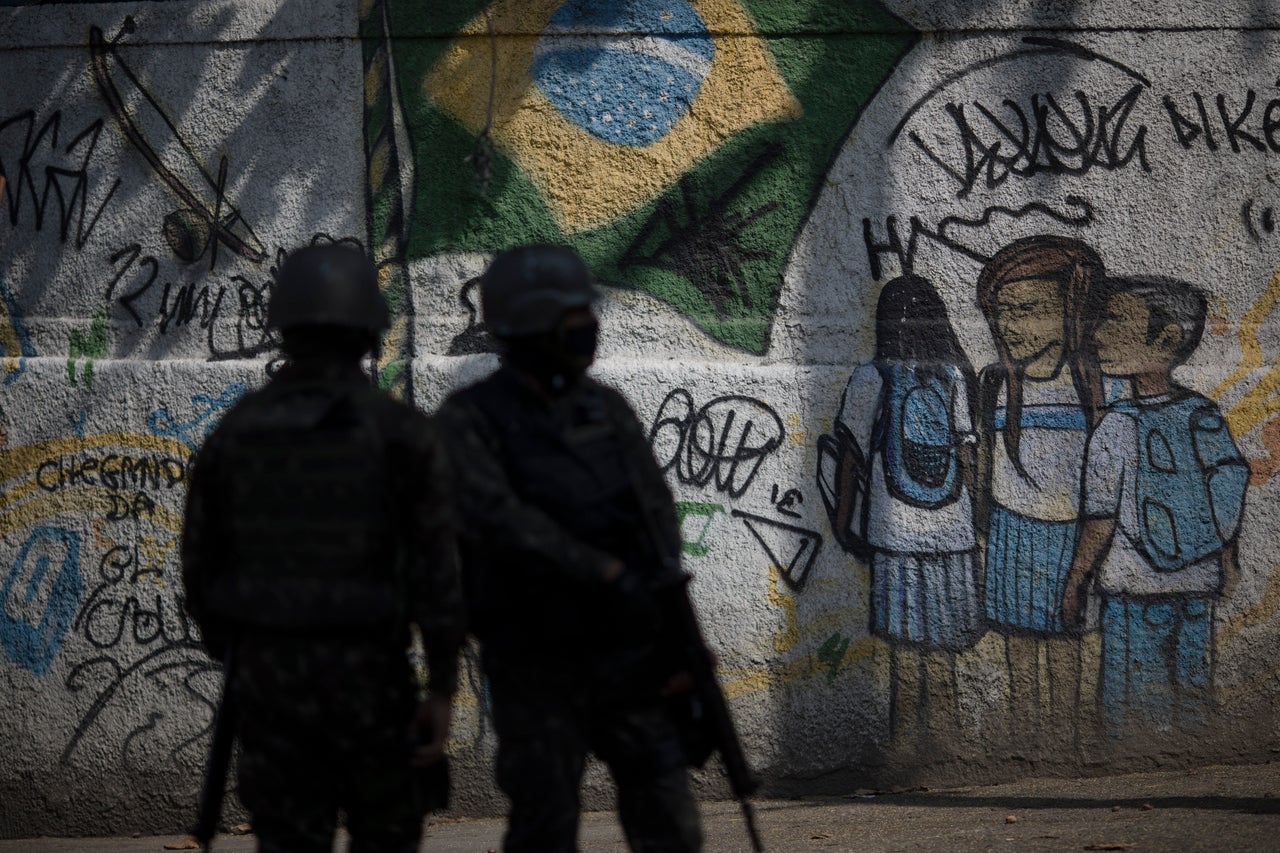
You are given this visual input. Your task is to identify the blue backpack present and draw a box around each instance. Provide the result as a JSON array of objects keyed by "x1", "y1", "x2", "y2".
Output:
[
  {"x1": 1115, "y1": 392, "x2": 1247, "y2": 572},
  {"x1": 872, "y1": 363, "x2": 962, "y2": 509}
]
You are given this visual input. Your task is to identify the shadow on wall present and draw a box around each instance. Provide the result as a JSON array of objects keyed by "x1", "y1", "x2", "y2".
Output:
[{"x1": 1, "y1": 0, "x2": 369, "y2": 372}]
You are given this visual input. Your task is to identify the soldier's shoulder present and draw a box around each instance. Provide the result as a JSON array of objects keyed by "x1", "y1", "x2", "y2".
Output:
[
  {"x1": 362, "y1": 391, "x2": 441, "y2": 446},
  {"x1": 197, "y1": 385, "x2": 272, "y2": 445},
  {"x1": 584, "y1": 378, "x2": 641, "y2": 419},
  {"x1": 438, "y1": 372, "x2": 506, "y2": 415}
]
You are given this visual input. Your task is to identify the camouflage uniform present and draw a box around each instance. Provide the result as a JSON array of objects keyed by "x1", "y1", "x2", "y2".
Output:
[
  {"x1": 437, "y1": 365, "x2": 702, "y2": 853},
  {"x1": 183, "y1": 359, "x2": 462, "y2": 853}
]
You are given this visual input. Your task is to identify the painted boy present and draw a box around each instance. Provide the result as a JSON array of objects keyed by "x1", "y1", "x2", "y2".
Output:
[{"x1": 1063, "y1": 276, "x2": 1247, "y2": 734}]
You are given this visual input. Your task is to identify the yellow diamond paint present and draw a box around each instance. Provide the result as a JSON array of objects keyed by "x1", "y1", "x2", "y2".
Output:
[{"x1": 424, "y1": 0, "x2": 801, "y2": 233}]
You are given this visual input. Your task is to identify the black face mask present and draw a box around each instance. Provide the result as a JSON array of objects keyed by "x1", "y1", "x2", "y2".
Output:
[{"x1": 505, "y1": 319, "x2": 598, "y2": 393}]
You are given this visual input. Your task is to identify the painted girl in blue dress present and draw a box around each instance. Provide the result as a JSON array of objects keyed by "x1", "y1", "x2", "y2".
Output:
[
  {"x1": 827, "y1": 274, "x2": 981, "y2": 747},
  {"x1": 976, "y1": 235, "x2": 1122, "y2": 745}
]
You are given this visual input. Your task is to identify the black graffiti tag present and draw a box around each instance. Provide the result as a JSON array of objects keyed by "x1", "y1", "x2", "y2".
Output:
[
  {"x1": 648, "y1": 389, "x2": 784, "y2": 499},
  {"x1": 0, "y1": 110, "x2": 120, "y2": 249},
  {"x1": 908, "y1": 84, "x2": 1151, "y2": 199},
  {"x1": 61, "y1": 543, "x2": 214, "y2": 768}
]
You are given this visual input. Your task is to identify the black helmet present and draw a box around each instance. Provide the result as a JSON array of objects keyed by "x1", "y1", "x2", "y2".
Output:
[
  {"x1": 480, "y1": 244, "x2": 600, "y2": 338},
  {"x1": 267, "y1": 244, "x2": 389, "y2": 333}
]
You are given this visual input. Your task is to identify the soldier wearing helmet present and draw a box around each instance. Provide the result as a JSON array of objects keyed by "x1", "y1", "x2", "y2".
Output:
[
  {"x1": 181, "y1": 242, "x2": 463, "y2": 853},
  {"x1": 437, "y1": 245, "x2": 704, "y2": 852}
]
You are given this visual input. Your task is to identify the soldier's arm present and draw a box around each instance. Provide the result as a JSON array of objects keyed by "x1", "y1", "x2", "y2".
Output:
[
  {"x1": 180, "y1": 431, "x2": 225, "y2": 658},
  {"x1": 404, "y1": 416, "x2": 464, "y2": 696},
  {"x1": 436, "y1": 396, "x2": 620, "y2": 584},
  {"x1": 609, "y1": 389, "x2": 683, "y2": 576}
]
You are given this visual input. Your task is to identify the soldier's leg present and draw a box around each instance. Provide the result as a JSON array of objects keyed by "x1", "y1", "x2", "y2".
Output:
[
  {"x1": 341, "y1": 737, "x2": 423, "y2": 853},
  {"x1": 491, "y1": 683, "x2": 588, "y2": 853},
  {"x1": 595, "y1": 704, "x2": 702, "y2": 853},
  {"x1": 237, "y1": 723, "x2": 338, "y2": 853},
  {"x1": 233, "y1": 643, "x2": 342, "y2": 853}
]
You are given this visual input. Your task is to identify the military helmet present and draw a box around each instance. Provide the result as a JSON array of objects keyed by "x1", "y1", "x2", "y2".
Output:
[
  {"x1": 480, "y1": 244, "x2": 601, "y2": 338},
  {"x1": 267, "y1": 243, "x2": 390, "y2": 332}
]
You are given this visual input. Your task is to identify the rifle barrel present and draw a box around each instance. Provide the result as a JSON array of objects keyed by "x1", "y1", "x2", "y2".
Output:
[{"x1": 742, "y1": 799, "x2": 765, "y2": 852}]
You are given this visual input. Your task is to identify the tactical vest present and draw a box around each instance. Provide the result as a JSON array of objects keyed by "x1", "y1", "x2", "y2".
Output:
[{"x1": 208, "y1": 380, "x2": 402, "y2": 632}]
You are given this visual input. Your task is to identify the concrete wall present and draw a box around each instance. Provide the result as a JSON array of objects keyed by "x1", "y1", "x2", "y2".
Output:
[{"x1": 3, "y1": 0, "x2": 1280, "y2": 837}]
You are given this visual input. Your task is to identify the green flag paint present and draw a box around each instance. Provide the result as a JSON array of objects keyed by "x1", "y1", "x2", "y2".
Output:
[{"x1": 384, "y1": 0, "x2": 915, "y2": 353}]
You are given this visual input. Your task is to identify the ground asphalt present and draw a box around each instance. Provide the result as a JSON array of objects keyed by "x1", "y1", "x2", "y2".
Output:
[{"x1": 4, "y1": 761, "x2": 1280, "y2": 852}]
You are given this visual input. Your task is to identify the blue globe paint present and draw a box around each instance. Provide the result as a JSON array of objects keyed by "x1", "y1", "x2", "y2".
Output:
[{"x1": 533, "y1": 0, "x2": 715, "y2": 147}]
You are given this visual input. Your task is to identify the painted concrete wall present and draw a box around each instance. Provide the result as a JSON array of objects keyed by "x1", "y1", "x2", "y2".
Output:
[{"x1": 3, "y1": 0, "x2": 1280, "y2": 837}]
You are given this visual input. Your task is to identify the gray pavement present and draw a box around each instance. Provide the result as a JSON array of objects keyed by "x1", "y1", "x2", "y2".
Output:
[{"x1": 4, "y1": 761, "x2": 1280, "y2": 852}]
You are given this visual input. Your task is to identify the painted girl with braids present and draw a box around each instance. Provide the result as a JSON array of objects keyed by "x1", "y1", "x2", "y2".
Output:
[
  {"x1": 976, "y1": 235, "x2": 1124, "y2": 743},
  {"x1": 823, "y1": 273, "x2": 981, "y2": 746}
]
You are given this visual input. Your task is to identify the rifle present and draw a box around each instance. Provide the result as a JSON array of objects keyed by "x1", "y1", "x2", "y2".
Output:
[
  {"x1": 657, "y1": 576, "x2": 765, "y2": 852},
  {"x1": 193, "y1": 646, "x2": 237, "y2": 852},
  {"x1": 617, "y1": 434, "x2": 766, "y2": 852}
]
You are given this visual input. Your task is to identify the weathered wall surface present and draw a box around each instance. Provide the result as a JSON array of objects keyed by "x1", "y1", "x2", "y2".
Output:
[{"x1": 4, "y1": 0, "x2": 1280, "y2": 837}]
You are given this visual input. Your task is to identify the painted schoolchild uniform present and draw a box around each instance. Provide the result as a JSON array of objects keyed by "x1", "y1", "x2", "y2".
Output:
[
  {"x1": 984, "y1": 367, "x2": 1124, "y2": 634},
  {"x1": 836, "y1": 362, "x2": 981, "y2": 650},
  {"x1": 1083, "y1": 391, "x2": 1246, "y2": 732}
]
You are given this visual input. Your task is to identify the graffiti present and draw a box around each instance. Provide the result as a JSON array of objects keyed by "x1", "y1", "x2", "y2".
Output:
[
  {"x1": 674, "y1": 500, "x2": 724, "y2": 558},
  {"x1": 104, "y1": 241, "x2": 277, "y2": 359},
  {"x1": 90, "y1": 22, "x2": 265, "y2": 268},
  {"x1": 620, "y1": 144, "x2": 782, "y2": 318},
  {"x1": 0, "y1": 526, "x2": 83, "y2": 676},
  {"x1": 817, "y1": 274, "x2": 982, "y2": 655},
  {"x1": 67, "y1": 307, "x2": 109, "y2": 389},
  {"x1": 770, "y1": 484, "x2": 804, "y2": 519},
  {"x1": 889, "y1": 36, "x2": 1153, "y2": 142},
  {"x1": 0, "y1": 270, "x2": 35, "y2": 385},
  {"x1": 61, "y1": 540, "x2": 214, "y2": 767},
  {"x1": 391, "y1": 0, "x2": 915, "y2": 352},
  {"x1": 908, "y1": 84, "x2": 1151, "y2": 199},
  {"x1": 1164, "y1": 89, "x2": 1280, "y2": 154},
  {"x1": 35, "y1": 452, "x2": 188, "y2": 494},
  {"x1": 0, "y1": 109, "x2": 120, "y2": 250},
  {"x1": 1243, "y1": 198, "x2": 1276, "y2": 242},
  {"x1": 861, "y1": 197, "x2": 1095, "y2": 278},
  {"x1": 732, "y1": 509, "x2": 822, "y2": 591},
  {"x1": 648, "y1": 388, "x2": 784, "y2": 499},
  {"x1": 1067, "y1": 274, "x2": 1246, "y2": 735},
  {"x1": 815, "y1": 228, "x2": 1260, "y2": 742},
  {"x1": 446, "y1": 276, "x2": 495, "y2": 356},
  {"x1": 147, "y1": 384, "x2": 244, "y2": 451},
  {"x1": 816, "y1": 632, "x2": 852, "y2": 685}
]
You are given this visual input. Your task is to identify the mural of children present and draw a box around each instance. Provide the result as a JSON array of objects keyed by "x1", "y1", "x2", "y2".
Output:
[
  {"x1": 1063, "y1": 276, "x2": 1247, "y2": 736},
  {"x1": 821, "y1": 273, "x2": 981, "y2": 746},
  {"x1": 975, "y1": 235, "x2": 1121, "y2": 745}
]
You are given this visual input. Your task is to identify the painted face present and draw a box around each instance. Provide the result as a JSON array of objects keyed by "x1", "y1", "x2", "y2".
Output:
[
  {"x1": 1094, "y1": 291, "x2": 1174, "y2": 376},
  {"x1": 994, "y1": 277, "x2": 1064, "y2": 364}
]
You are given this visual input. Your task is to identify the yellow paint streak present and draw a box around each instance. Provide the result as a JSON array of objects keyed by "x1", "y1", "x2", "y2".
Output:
[
  {"x1": 424, "y1": 0, "x2": 801, "y2": 232},
  {"x1": 0, "y1": 198, "x2": 26, "y2": 380},
  {"x1": 766, "y1": 565, "x2": 799, "y2": 654},
  {"x1": 0, "y1": 487, "x2": 183, "y2": 539},
  {"x1": 364, "y1": 46, "x2": 387, "y2": 109},
  {"x1": 368, "y1": 139, "x2": 390, "y2": 193},
  {"x1": 1219, "y1": 563, "x2": 1280, "y2": 650},
  {"x1": 1217, "y1": 267, "x2": 1280, "y2": 437},
  {"x1": 722, "y1": 636, "x2": 875, "y2": 700},
  {"x1": 715, "y1": 565, "x2": 878, "y2": 700},
  {"x1": 139, "y1": 534, "x2": 179, "y2": 574}
]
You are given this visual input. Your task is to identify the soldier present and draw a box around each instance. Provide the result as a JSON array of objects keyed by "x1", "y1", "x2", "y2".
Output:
[
  {"x1": 437, "y1": 245, "x2": 703, "y2": 853},
  {"x1": 181, "y1": 243, "x2": 463, "y2": 853}
]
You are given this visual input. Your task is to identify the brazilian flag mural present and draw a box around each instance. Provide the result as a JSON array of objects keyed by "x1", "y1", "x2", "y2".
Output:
[{"x1": 365, "y1": 0, "x2": 915, "y2": 354}]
